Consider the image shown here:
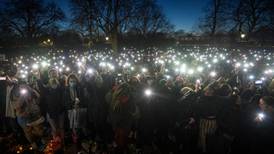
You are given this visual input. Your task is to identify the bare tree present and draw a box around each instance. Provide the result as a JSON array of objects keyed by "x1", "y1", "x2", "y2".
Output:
[
  {"x1": 94, "y1": 0, "x2": 137, "y2": 52},
  {"x1": 230, "y1": 0, "x2": 247, "y2": 33},
  {"x1": 70, "y1": 0, "x2": 99, "y2": 46},
  {"x1": 129, "y1": 0, "x2": 173, "y2": 36},
  {"x1": 0, "y1": 0, "x2": 65, "y2": 42},
  {"x1": 198, "y1": 0, "x2": 230, "y2": 36},
  {"x1": 69, "y1": 0, "x2": 173, "y2": 51},
  {"x1": 242, "y1": 0, "x2": 269, "y2": 32},
  {"x1": 265, "y1": 0, "x2": 274, "y2": 30}
]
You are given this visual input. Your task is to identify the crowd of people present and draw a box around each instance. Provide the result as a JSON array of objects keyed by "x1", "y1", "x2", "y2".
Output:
[{"x1": 0, "y1": 47, "x2": 274, "y2": 154}]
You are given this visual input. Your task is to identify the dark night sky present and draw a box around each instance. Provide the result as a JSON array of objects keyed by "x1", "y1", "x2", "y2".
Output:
[{"x1": 55, "y1": 0, "x2": 209, "y2": 32}]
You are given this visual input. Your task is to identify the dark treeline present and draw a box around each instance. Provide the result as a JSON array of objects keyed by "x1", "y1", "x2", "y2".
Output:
[{"x1": 0, "y1": 0, "x2": 274, "y2": 51}]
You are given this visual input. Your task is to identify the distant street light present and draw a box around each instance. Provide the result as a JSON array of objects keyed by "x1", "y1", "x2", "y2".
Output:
[
  {"x1": 241, "y1": 33, "x2": 246, "y2": 39},
  {"x1": 42, "y1": 38, "x2": 53, "y2": 47},
  {"x1": 105, "y1": 37, "x2": 109, "y2": 41}
]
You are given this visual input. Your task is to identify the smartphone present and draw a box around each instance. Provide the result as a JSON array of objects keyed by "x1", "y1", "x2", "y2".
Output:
[{"x1": 255, "y1": 80, "x2": 263, "y2": 85}]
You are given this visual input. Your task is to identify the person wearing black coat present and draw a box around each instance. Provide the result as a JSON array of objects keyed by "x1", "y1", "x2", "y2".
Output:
[
  {"x1": 42, "y1": 78, "x2": 65, "y2": 145},
  {"x1": 64, "y1": 73, "x2": 87, "y2": 144},
  {"x1": 81, "y1": 72, "x2": 107, "y2": 142},
  {"x1": 248, "y1": 96, "x2": 274, "y2": 154},
  {"x1": 195, "y1": 84, "x2": 223, "y2": 153},
  {"x1": 175, "y1": 87, "x2": 199, "y2": 154}
]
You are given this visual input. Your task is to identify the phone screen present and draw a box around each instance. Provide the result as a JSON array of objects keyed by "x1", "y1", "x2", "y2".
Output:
[{"x1": 255, "y1": 80, "x2": 263, "y2": 84}]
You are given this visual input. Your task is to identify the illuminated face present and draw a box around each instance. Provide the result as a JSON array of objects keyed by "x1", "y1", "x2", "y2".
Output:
[
  {"x1": 69, "y1": 78, "x2": 77, "y2": 87},
  {"x1": 49, "y1": 70, "x2": 58, "y2": 79},
  {"x1": 259, "y1": 98, "x2": 266, "y2": 111}
]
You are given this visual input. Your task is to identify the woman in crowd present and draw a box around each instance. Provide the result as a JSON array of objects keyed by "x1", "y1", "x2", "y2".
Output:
[
  {"x1": 196, "y1": 83, "x2": 221, "y2": 153},
  {"x1": 248, "y1": 96, "x2": 274, "y2": 154},
  {"x1": 64, "y1": 73, "x2": 87, "y2": 144},
  {"x1": 11, "y1": 84, "x2": 45, "y2": 151},
  {"x1": 108, "y1": 82, "x2": 137, "y2": 152},
  {"x1": 44, "y1": 78, "x2": 65, "y2": 148}
]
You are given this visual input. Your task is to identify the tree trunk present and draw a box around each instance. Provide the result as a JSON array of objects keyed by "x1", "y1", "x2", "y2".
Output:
[
  {"x1": 112, "y1": 0, "x2": 120, "y2": 53},
  {"x1": 111, "y1": 30, "x2": 118, "y2": 53}
]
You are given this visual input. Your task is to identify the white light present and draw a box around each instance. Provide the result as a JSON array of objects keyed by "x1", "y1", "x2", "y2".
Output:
[
  {"x1": 235, "y1": 62, "x2": 241, "y2": 68},
  {"x1": 196, "y1": 79, "x2": 201, "y2": 84},
  {"x1": 66, "y1": 67, "x2": 70, "y2": 71},
  {"x1": 180, "y1": 64, "x2": 186, "y2": 73},
  {"x1": 20, "y1": 88, "x2": 27, "y2": 95},
  {"x1": 187, "y1": 69, "x2": 194, "y2": 75},
  {"x1": 244, "y1": 63, "x2": 249, "y2": 68},
  {"x1": 249, "y1": 62, "x2": 254, "y2": 67},
  {"x1": 258, "y1": 113, "x2": 265, "y2": 120},
  {"x1": 158, "y1": 60, "x2": 164, "y2": 64},
  {"x1": 87, "y1": 68, "x2": 93, "y2": 74},
  {"x1": 249, "y1": 75, "x2": 255, "y2": 80},
  {"x1": 197, "y1": 66, "x2": 204, "y2": 72},
  {"x1": 144, "y1": 89, "x2": 152, "y2": 96},
  {"x1": 41, "y1": 61, "x2": 47, "y2": 67},
  {"x1": 210, "y1": 71, "x2": 217, "y2": 77},
  {"x1": 77, "y1": 62, "x2": 82, "y2": 67},
  {"x1": 213, "y1": 58, "x2": 218, "y2": 63},
  {"x1": 21, "y1": 74, "x2": 26, "y2": 79},
  {"x1": 241, "y1": 33, "x2": 246, "y2": 39},
  {"x1": 142, "y1": 68, "x2": 147, "y2": 73},
  {"x1": 105, "y1": 37, "x2": 109, "y2": 41},
  {"x1": 109, "y1": 65, "x2": 115, "y2": 70},
  {"x1": 124, "y1": 62, "x2": 130, "y2": 68},
  {"x1": 32, "y1": 64, "x2": 39, "y2": 70},
  {"x1": 99, "y1": 62, "x2": 106, "y2": 67},
  {"x1": 174, "y1": 61, "x2": 180, "y2": 65}
]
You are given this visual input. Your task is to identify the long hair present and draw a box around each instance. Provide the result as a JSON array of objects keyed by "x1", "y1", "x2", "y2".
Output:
[{"x1": 67, "y1": 73, "x2": 79, "y2": 86}]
